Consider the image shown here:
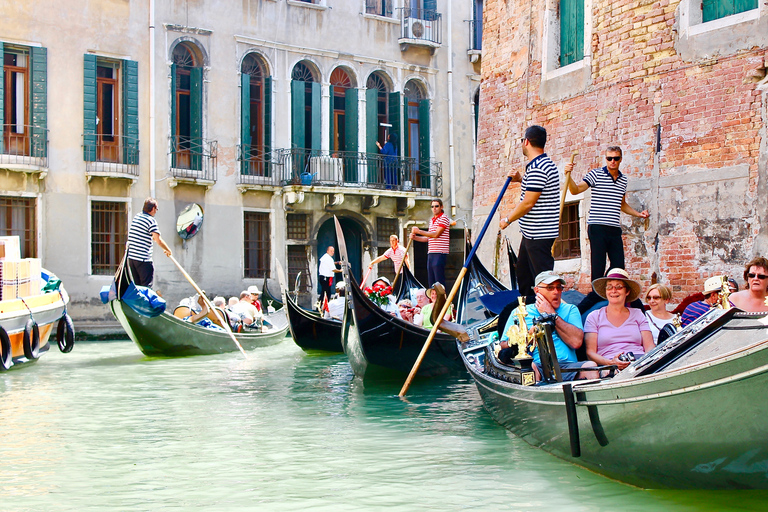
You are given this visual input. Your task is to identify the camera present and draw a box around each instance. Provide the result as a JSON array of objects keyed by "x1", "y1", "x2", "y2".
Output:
[{"x1": 618, "y1": 352, "x2": 636, "y2": 362}]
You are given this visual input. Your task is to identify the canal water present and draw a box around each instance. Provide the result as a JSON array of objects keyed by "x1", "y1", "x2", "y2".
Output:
[{"x1": 1, "y1": 338, "x2": 766, "y2": 511}]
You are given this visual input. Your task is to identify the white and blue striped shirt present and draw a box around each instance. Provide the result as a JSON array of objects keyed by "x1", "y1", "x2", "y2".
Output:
[
  {"x1": 583, "y1": 167, "x2": 628, "y2": 228},
  {"x1": 519, "y1": 154, "x2": 560, "y2": 239},
  {"x1": 127, "y1": 212, "x2": 159, "y2": 262}
]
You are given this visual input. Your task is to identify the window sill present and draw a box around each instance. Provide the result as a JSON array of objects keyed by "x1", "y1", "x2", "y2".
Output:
[
  {"x1": 676, "y1": 3, "x2": 767, "y2": 61},
  {"x1": 689, "y1": 9, "x2": 760, "y2": 36},
  {"x1": 544, "y1": 58, "x2": 588, "y2": 81},
  {"x1": 554, "y1": 257, "x2": 582, "y2": 274},
  {"x1": 287, "y1": 1, "x2": 328, "y2": 11},
  {"x1": 362, "y1": 13, "x2": 399, "y2": 24},
  {"x1": 540, "y1": 57, "x2": 591, "y2": 103}
]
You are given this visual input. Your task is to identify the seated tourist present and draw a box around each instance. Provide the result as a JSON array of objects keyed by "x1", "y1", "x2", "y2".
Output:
[
  {"x1": 247, "y1": 285, "x2": 264, "y2": 314},
  {"x1": 499, "y1": 271, "x2": 597, "y2": 381},
  {"x1": 398, "y1": 299, "x2": 417, "y2": 323},
  {"x1": 183, "y1": 295, "x2": 225, "y2": 332},
  {"x1": 370, "y1": 277, "x2": 401, "y2": 318},
  {"x1": 421, "y1": 283, "x2": 455, "y2": 329},
  {"x1": 412, "y1": 288, "x2": 429, "y2": 325},
  {"x1": 585, "y1": 269, "x2": 654, "y2": 372},
  {"x1": 729, "y1": 257, "x2": 768, "y2": 312},
  {"x1": 324, "y1": 281, "x2": 346, "y2": 321},
  {"x1": 643, "y1": 284, "x2": 677, "y2": 344},
  {"x1": 681, "y1": 276, "x2": 725, "y2": 327},
  {"x1": 230, "y1": 291, "x2": 259, "y2": 328}
]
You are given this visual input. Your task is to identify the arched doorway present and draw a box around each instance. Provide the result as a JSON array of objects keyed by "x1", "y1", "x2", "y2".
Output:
[{"x1": 316, "y1": 217, "x2": 365, "y2": 294}]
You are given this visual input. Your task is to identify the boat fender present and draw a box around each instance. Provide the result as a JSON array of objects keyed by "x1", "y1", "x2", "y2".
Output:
[
  {"x1": 57, "y1": 313, "x2": 75, "y2": 353},
  {"x1": 23, "y1": 318, "x2": 40, "y2": 360},
  {"x1": 562, "y1": 383, "x2": 581, "y2": 458},
  {"x1": 0, "y1": 326, "x2": 12, "y2": 371}
]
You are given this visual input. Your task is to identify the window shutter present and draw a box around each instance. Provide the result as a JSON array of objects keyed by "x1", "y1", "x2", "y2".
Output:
[
  {"x1": 31, "y1": 46, "x2": 48, "y2": 159},
  {"x1": 388, "y1": 92, "x2": 401, "y2": 156},
  {"x1": 264, "y1": 76, "x2": 272, "y2": 177},
  {"x1": 402, "y1": 98, "x2": 409, "y2": 159},
  {"x1": 241, "y1": 72, "x2": 251, "y2": 175},
  {"x1": 365, "y1": 88, "x2": 378, "y2": 154},
  {"x1": 291, "y1": 80, "x2": 305, "y2": 149},
  {"x1": 311, "y1": 81, "x2": 321, "y2": 152},
  {"x1": 418, "y1": 99, "x2": 431, "y2": 188},
  {"x1": 122, "y1": 59, "x2": 139, "y2": 165},
  {"x1": 424, "y1": 0, "x2": 437, "y2": 12},
  {"x1": 704, "y1": 0, "x2": 757, "y2": 22},
  {"x1": 328, "y1": 85, "x2": 335, "y2": 151},
  {"x1": 190, "y1": 66, "x2": 203, "y2": 170},
  {"x1": 560, "y1": 0, "x2": 584, "y2": 67},
  {"x1": 171, "y1": 63, "x2": 177, "y2": 168},
  {"x1": 0, "y1": 42, "x2": 4, "y2": 154},
  {"x1": 83, "y1": 54, "x2": 97, "y2": 161},
  {"x1": 345, "y1": 88, "x2": 358, "y2": 154}
]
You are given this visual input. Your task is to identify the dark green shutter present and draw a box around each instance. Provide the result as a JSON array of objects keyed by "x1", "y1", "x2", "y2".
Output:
[
  {"x1": 424, "y1": 0, "x2": 437, "y2": 12},
  {"x1": 264, "y1": 76, "x2": 272, "y2": 177},
  {"x1": 30, "y1": 46, "x2": 47, "y2": 159},
  {"x1": 418, "y1": 99, "x2": 431, "y2": 188},
  {"x1": 190, "y1": 67, "x2": 202, "y2": 170},
  {"x1": 365, "y1": 88, "x2": 378, "y2": 154},
  {"x1": 703, "y1": 0, "x2": 757, "y2": 22},
  {"x1": 402, "y1": 98, "x2": 409, "y2": 159},
  {"x1": 291, "y1": 80, "x2": 305, "y2": 149},
  {"x1": 328, "y1": 85, "x2": 335, "y2": 151},
  {"x1": 388, "y1": 92, "x2": 401, "y2": 156},
  {"x1": 241, "y1": 72, "x2": 251, "y2": 175},
  {"x1": 560, "y1": 0, "x2": 584, "y2": 67},
  {"x1": 310, "y1": 81, "x2": 321, "y2": 152},
  {"x1": 0, "y1": 43, "x2": 3, "y2": 154},
  {"x1": 171, "y1": 63, "x2": 177, "y2": 168},
  {"x1": 83, "y1": 54, "x2": 97, "y2": 161},
  {"x1": 345, "y1": 88, "x2": 358, "y2": 154},
  {"x1": 123, "y1": 59, "x2": 139, "y2": 165}
]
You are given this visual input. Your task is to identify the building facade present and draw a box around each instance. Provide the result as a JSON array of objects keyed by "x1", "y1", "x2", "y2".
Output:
[
  {"x1": 474, "y1": 0, "x2": 768, "y2": 298},
  {"x1": 0, "y1": 0, "x2": 484, "y2": 323}
]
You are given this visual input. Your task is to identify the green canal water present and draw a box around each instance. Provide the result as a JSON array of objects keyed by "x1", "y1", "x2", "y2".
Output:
[{"x1": 1, "y1": 338, "x2": 766, "y2": 511}]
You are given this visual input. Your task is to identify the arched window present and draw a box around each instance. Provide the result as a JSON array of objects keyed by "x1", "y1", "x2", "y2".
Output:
[
  {"x1": 171, "y1": 43, "x2": 202, "y2": 170},
  {"x1": 329, "y1": 68, "x2": 354, "y2": 155},
  {"x1": 366, "y1": 73, "x2": 391, "y2": 154},
  {"x1": 241, "y1": 53, "x2": 272, "y2": 177},
  {"x1": 290, "y1": 61, "x2": 320, "y2": 153},
  {"x1": 403, "y1": 79, "x2": 430, "y2": 189}
]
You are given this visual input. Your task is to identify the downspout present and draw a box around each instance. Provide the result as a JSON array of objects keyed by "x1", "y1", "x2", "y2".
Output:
[
  {"x1": 149, "y1": 0, "x2": 156, "y2": 197},
  {"x1": 447, "y1": 1, "x2": 456, "y2": 217}
]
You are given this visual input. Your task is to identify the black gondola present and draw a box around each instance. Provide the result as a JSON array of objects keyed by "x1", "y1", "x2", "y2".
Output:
[
  {"x1": 261, "y1": 274, "x2": 284, "y2": 310},
  {"x1": 392, "y1": 264, "x2": 424, "y2": 301},
  {"x1": 456, "y1": 240, "x2": 512, "y2": 326}
]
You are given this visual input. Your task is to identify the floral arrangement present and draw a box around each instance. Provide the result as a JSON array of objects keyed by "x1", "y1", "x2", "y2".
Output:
[{"x1": 364, "y1": 281, "x2": 393, "y2": 307}]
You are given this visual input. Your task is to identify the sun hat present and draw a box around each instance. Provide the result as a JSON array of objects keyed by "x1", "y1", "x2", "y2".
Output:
[
  {"x1": 534, "y1": 270, "x2": 566, "y2": 287},
  {"x1": 247, "y1": 285, "x2": 261, "y2": 295},
  {"x1": 373, "y1": 276, "x2": 391, "y2": 287},
  {"x1": 335, "y1": 280, "x2": 346, "y2": 289},
  {"x1": 703, "y1": 276, "x2": 725, "y2": 295},
  {"x1": 592, "y1": 268, "x2": 642, "y2": 302}
]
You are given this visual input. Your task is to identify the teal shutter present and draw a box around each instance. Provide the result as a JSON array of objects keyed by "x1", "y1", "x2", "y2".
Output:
[
  {"x1": 264, "y1": 76, "x2": 272, "y2": 177},
  {"x1": 190, "y1": 66, "x2": 202, "y2": 170},
  {"x1": 122, "y1": 59, "x2": 139, "y2": 165},
  {"x1": 311, "y1": 81, "x2": 321, "y2": 152},
  {"x1": 560, "y1": 0, "x2": 584, "y2": 67},
  {"x1": 291, "y1": 80, "x2": 305, "y2": 149},
  {"x1": 241, "y1": 72, "x2": 251, "y2": 175},
  {"x1": 365, "y1": 88, "x2": 378, "y2": 154},
  {"x1": 30, "y1": 46, "x2": 47, "y2": 159},
  {"x1": 83, "y1": 54, "x2": 97, "y2": 161},
  {"x1": 344, "y1": 88, "x2": 358, "y2": 154},
  {"x1": 402, "y1": 99, "x2": 409, "y2": 159},
  {"x1": 424, "y1": 0, "x2": 437, "y2": 12},
  {"x1": 328, "y1": 85, "x2": 335, "y2": 151},
  {"x1": 171, "y1": 63, "x2": 177, "y2": 168},
  {"x1": 703, "y1": 0, "x2": 757, "y2": 22},
  {"x1": 388, "y1": 92, "x2": 401, "y2": 156},
  {"x1": 0, "y1": 43, "x2": 3, "y2": 154},
  {"x1": 418, "y1": 99, "x2": 431, "y2": 188}
]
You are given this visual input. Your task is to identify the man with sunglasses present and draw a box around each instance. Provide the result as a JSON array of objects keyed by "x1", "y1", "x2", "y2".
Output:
[
  {"x1": 729, "y1": 257, "x2": 768, "y2": 312},
  {"x1": 564, "y1": 146, "x2": 649, "y2": 314},
  {"x1": 411, "y1": 198, "x2": 451, "y2": 287}
]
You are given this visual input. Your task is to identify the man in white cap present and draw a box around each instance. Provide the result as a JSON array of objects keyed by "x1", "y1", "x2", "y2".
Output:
[
  {"x1": 681, "y1": 276, "x2": 724, "y2": 327},
  {"x1": 324, "y1": 281, "x2": 346, "y2": 321},
  {"x1": 247, "y1": 285, "x2": 263, "y2": 315},
  {"x1": 499, "y1": 270, "x2": 597, "y2": 381}
]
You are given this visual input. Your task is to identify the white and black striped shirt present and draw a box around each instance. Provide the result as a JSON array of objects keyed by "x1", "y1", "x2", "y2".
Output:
[
  {"x1": 583, "y1": 167, "x2": 627, "y2": 228},
  {"x1": 519, "y1": 154, "x2": 560, "y2": 239},
  {"x1": 127, "y1": 212, "x2": 159, "y2": 262}
]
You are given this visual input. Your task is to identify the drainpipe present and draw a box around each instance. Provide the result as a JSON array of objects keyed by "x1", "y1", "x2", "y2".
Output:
[
  {"x1": 149, "y1": 0, "x2": 156, "y2": 197},
  {"x1": 446, "y1": 1, "x2": 456, "y2": 217}
]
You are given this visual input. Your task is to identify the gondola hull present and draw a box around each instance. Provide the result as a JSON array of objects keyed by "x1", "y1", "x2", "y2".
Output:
[
  {"x1": 110, "y1": 299, "x2": 289, "y2": 357},
  {"x1": 462, "y1": 310, "x2": 768, "y2": 489},
  {"x1": 284, "y1": 291, "x2": 343, "y2": 353}
]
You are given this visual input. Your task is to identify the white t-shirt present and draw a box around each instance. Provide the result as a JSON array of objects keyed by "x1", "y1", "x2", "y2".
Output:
[
  {"x1": 319, "y1": 253, "x2": 336, "y2": 278},
  {"x1": 645, "y1": 311, "x2": 675, "y2": 344},
  {"x1": 324, "y1": 296, "x2": 345, "y2": 321}
]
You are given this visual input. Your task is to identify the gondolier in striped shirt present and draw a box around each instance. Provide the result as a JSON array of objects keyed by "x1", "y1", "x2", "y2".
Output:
[
  {"x1": 410, "y1": 198, "x2": 451, "y2": 288},
  {"x1": 564, "y1": 146, "x2": 648, "y2": 313},
  {"x1": 124, "y1": 198, "x2": 172, "y2": 289},
  {"x1": 499, "y1": 125, "x2": 560, "y2": 299}
]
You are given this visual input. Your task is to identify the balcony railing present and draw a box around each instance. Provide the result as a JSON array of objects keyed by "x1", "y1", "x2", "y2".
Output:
[
  {"x1": 365, "y1": 0, "x2": 393, "y2": 17},
  {"x1": 237, "y1": 145, "x2": 280, "y2": 186},
  {"x1": 83, "y1": 134, "x2": 140, "y2": 177},
  {"x1": 398, "y1": 8, "x2": 442, "y2": 47},
  {"x1": 169, "y1": 136, "x2": 217, "y2": 182},
  {"x1": 274, "y1": 148, "x2": 442, "y2": 196},
  {"x1": 467, "y1": 19, "x2": 482, "y2": 51},
  {"x1": 0, "y1": 125, "x2": 48, "y2": 168}
]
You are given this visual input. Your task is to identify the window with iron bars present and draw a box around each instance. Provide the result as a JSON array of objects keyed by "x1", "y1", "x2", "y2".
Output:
[
  {"x1": 244, "y1": 212, "x2": 270, "y2": 278},
  {"x1": 287, "y1": 245, "x2": 311, "y2": 292},
  {"x1": 0, "y1": 196, "x2": 36, "y2": 258},
  {"x1": 553, "y1": 203, "x2": 581, "y2": 260},
  {"x1": 287, "y1": 213, "x2": 309, "y2": 240},
  {"x1": 91, "y1": 201, "x2": 128, "y2": 275}
]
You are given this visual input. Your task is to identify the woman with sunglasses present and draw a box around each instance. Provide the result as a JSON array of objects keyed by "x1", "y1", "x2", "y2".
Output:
[
  {"x1": 584, "y1": 268, "x2": 654, "y2": 371},
  {"x1": 729, "y1": 256, "x2": 768, "y2": 312},
  {"x1": 643, "y1": 283, "x2": 677, "y2": 344}
]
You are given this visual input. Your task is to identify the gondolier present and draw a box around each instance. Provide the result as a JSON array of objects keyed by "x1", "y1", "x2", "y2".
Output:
[
  {"x1": 369, "y1": 235, "x2": 410, "y2": 273},
  {"x1": 410, "y1": 199, "x2": 450, "y2": 288},
  {"x1": 318, "y1": 246, "x2": 341, "y2": 301},
  {"x1": 123, "y1": 198, "x2": 172, "y2": 292}
]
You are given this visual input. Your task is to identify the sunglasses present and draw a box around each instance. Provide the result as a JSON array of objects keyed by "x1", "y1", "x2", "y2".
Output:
[
  {"x1": 605, "y1": 284, "x2": 626, "y2": 291},
  {"x1": 520, "y1": 138, "x2": 527, "y2": 143},
  {"x1": 646, "y1": 295, "x2": 662, "y2": 301},
  {"x1": 606, "y1": 156, "x2": 622, "y2": 162},
  {"x1": 542, "y1": 284, "x2": 564, "y2": 291},
  {"x1": 747, "y1": 273, "x2": 768, "y2": 280},
  {"x1": 431, "y1": 205, "x2": 441, "y2": 208}
]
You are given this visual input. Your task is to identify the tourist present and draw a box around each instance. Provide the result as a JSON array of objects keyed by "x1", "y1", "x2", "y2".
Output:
[
  {"x1": 324, "y1": 281, "x2": 346, "y2": 321},
  {"x1": 397, "y1": 299, "x2": 417, "y2": 323},
  {"x1": 230, "y1": 291, "x2": 258, "y2": 327},
  {"x1": 421, "y1": 283, "x2": 455, "y2": 329},
  {"x1": 183, "y1": 294, "x2": 224, "y2": 332},
  {"x1": 681, "y1": 276, "x2": 725, "y2": 327},
  {"x1": 412, "y1": 288, "x2": 429, "y2": 325},
  {"x1": 729, "y1": 257, "x2": 768, "y2": 312},
  {"x1": 643, "y1": 284, "x2": 677, "y2": 344}
]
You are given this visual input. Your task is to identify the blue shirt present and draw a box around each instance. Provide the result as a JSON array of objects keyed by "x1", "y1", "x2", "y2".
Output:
[
  {"x1": 681, "y1": 300, "x2": 712, "y2": 327},
  {"x1": 500, "y1": 301, "x2": 582, "y2": 365}
]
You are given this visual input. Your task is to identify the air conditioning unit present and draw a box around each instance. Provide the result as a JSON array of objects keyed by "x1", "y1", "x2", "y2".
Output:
[
  {"x1": 404, "y1": 17, "x2": 433, "y2": 41},
  {"x1": 309, "y1": 156, "x2": 343, "y2": 183}
]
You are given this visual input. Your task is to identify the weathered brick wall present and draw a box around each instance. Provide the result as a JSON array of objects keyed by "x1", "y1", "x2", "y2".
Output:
[{"x1": 475, "y1": 0, "x2": 768, "y2": 302}]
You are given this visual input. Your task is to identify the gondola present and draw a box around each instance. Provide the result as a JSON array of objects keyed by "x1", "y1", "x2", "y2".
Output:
[
  {"x1": 460, "y1": 306, "x2": 768, "y2": 489},
  {"x1": 456, "y1": 240, "x2": 514, "y2": 326},
  {"x1": 110, "y1": 298, "x2": 289, "y2": 357},
  {"x1": 261, "y1": 274, "x2": 283, "y2": 310}
]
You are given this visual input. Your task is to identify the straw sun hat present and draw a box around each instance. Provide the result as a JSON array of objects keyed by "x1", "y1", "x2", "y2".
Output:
[{"x1": 592, "y1": 268, "x2": 642, "y2": 303}]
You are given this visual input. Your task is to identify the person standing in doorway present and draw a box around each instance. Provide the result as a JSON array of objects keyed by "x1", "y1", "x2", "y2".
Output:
[
  {"x1": 318, "y1": 246, "x2": 341, "y2": 301},
  {"x1": 499, "y1": 125, "x2": 560, "y2": 300},
  {"x1": 410, "y1": 198, "x2": 450, "y2": 288},
  {"x1": 376, "y1": 133, "x2": 399, "y2": 189},
  {"x1": 122, "y1": 197, "x2": 172, "y2": 292}
]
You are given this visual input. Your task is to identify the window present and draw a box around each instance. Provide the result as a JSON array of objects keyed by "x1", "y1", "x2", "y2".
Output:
[
  {"x1": 241, "y1": 53, "x2": 272, "y2": 177},
  {"x1": 560, "y1": 0, "x2": 585, "y2": 67},
  {"x1": 287, "y1": 213, "x2": 309, "y2": 240},
  {"x1": 287, "y1": 245, "x2": 311, "y2": 292},
  {"x1": 403, "y1": 80, "x2": 430, "y2": 189},
  {"x1": 91, "y1": 201, "x2": 127, "y2": 275},
  {"x1": 553, "y1": 203, "x2": 580, "y2": 260},
  {"x1": 366, "y1": 0, "x2": 393, "y2": 17},
  {"x1": 291, "y1": 61, "x2": 320, "y2": 152},
  {"x1": 0, "y1": 196, "x2": 36, "y2": 258},
  {"x1": 703, "y1": 0, "x2": 757, "y2": 22},
  {"x1": 366, "y1": 72, "x2": 391, "y2": 154},
  {"x1": 1, "y1": 43, "x2": 47, "y2": 159},
  {"x1": 171, "y1": 43, "x2": 203, "y2": 170},
  {"x1": 244, "y1": 212, "x2": 270, "y2": 278},
  {"x1": 676, "y1": 0, "x2": 764, "y2": 61}
]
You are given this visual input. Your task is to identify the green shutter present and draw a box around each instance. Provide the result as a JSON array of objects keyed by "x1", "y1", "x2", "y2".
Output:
[
  {"x1": 328, "y1": 85, "x2": 335, "y2": 151},
  {"x1": 402, "y1": 98, "x2": 409, "y2": 159},
  {"x1": 560, "y1": 0, "x2": 584, "y2": 67},
  {"x1": 703, "y1": 0, "x2": 758, "y2": 22},
  {"x1": 171, "y1": 63, "x2": 177, "y2": 168},
  {"x1": 264, "y1": 76, "x2": 272, "y2": 177},
  {"x1": 190, "y1": 66, "x2": 202, "y2": 170},
  {"x1": 241, "y1": 72, "x2": 251, "y2": 175},
  {"x1": 345, "y1": 88, "x2": 358, "y2": 154},
  {"x1": 123, "y1": 59, "x2": 139, "y2": 165},
  {"x1": 311, "y1": 81, "x2": 321, "y2": 152},
  {"x1": 424, "y1": 0, "x2": 437, "y2": 12},
  {"x1": 0, "y1": 43, "x2": 4, "y2": 154},
  {"x1": 291, "y1": 80, "x2": 305, "y2": 149},
  {"x1": 365, "y1": 88, "x2": 378, "y2": 154},
  {"x1": 388, "y1": 92, "x2": 401, "y2": 156},
  {"x1": 83, "y1": 54, "x2": 97, "y2": 161},
  {"x1": 30, "y1": 46, "x2": 47, "y2": 159},
  {"x1": 418, "y1": 99, "x2": 431, "y2": 188}
]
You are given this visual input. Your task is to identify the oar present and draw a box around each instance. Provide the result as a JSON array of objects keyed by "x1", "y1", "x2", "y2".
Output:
[
  {"x1": 390, "y1": 236, "x2": 414, "y2": 289},
  {"x1": 168, "y1": 254, "x2": 247, "y2": 358},
  {"x1": 359, "y1": 267, "x2": 372, "y2": 290},
  {"x1": 552, "y1": 151, "x2": 578, "y2": 257},
  {"x1": 399, "y1": 176, "x2": 513, "y2": 397}
]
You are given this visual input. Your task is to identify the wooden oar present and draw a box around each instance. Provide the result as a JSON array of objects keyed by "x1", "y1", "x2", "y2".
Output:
[
  {"x1": 359, "y1": 267, "x2": 372, "y2": 290},
  {"x1": 168, "y1": 254, "x2": 247, "y2": 358},
  {"x1": 391, "y1": 236, "x2": 414, "y2": 289},
  {"x1": 552, "y1": 151, "x2": 578, "y2": 257},
  {"x1": 399, "y1": 175, "x2": 513, "y2": 397}
]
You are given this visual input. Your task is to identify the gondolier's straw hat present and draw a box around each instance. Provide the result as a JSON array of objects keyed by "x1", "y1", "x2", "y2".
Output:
[{"x1": 592, "y1": 268, "x2": 642, "y2": 302}]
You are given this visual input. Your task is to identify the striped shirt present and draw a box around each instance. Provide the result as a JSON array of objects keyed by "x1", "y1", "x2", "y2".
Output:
[
  {"x1": 681, "y1": 300, "x2": 713, "y2": 327},
  {"x1": 384, "y1": 246, "x2": 407, "y2": 271},
  {"x1": 518, "y1": 154, "x2": 560, "y2": 239},
  {"x1": 583, "y1": 167, "x2": 628, "y2": 227},
  {"x1": 428, "y1": 213, "x2": 451, "y2": 254},
  {"x1": 127, "y1": 212, "x2": 159, "y2": 262}
]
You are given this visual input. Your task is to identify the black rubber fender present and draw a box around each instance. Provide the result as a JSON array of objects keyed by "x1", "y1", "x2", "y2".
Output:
[
  {"x1": 23, "y1": 318, "x2": 40, "y2": 360},
  {"x1": 0, "y1": 326, "x2": 12, "y2": 371},
  {"x1": 56, "y1": 313, "x2": 75, "y2": 353}
]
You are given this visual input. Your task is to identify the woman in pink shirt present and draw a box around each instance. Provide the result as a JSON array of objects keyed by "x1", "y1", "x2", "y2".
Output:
[{"x1": 584, "y1": 268, "x2": 654, "y2": 371}]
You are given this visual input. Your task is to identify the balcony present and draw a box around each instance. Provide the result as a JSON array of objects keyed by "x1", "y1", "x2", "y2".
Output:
[
  {"x1": 397, "y1": 8, "x2": 442, "y2": 52},
  {"x1": 237, "y1": 145, "x2": 281, "y2": 190},
  {"x1": 169, "y1": 136, "x2": 217, "y2": 188},
  {"x1": 83, "y1": 134, "x2": 140, "y2": 181},
  {"x1": 0, "y1": 125, "x2": 48, "y2": 176}
]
